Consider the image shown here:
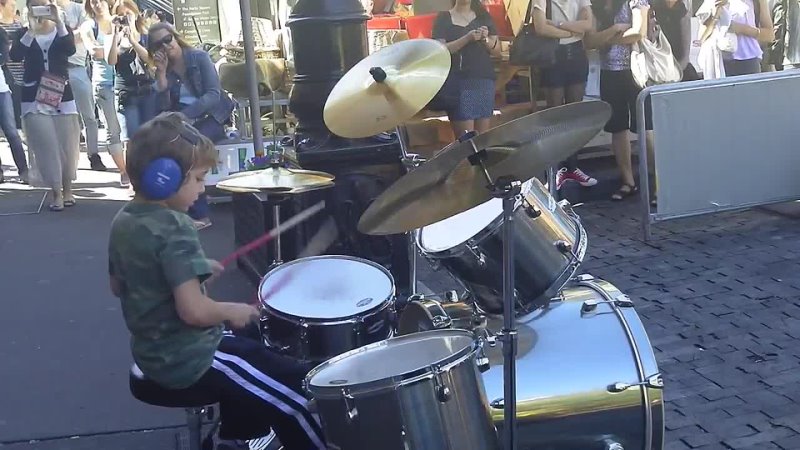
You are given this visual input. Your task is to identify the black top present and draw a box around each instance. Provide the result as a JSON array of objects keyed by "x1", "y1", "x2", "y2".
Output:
[
  {"x1": 114, "y1": 49, "x2": 153, "y2": 91},
  {"x1": 651, "y1": 0, "x2": 688, "y2": 63},
  {"x1": 432, "y1": 11, "x2": 497, "y2": 80},
  {"x1": 9, "y1": 26, "x2": 76, "y2": 103}
]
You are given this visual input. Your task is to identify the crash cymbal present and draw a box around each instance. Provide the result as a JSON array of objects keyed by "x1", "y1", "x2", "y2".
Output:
[
  {"x1": 216, "y1": 166, "x2": 335, "y2": 194},
  {"x1": 358, "y1": 100, "x2": 612, "y2": 235},
  {"x1": 324, "y1": 39, "x2": 451, "y2": 139}
]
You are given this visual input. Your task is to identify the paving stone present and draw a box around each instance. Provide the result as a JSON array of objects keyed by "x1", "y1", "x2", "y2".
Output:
[{"x1": 574, "y1": 200, "x2": 800, "y2": 449}]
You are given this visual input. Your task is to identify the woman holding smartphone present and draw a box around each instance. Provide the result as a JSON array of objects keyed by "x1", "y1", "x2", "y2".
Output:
[
  {"x1": 80, "y1": 0, "x2": 127, "y2": 186},
  {"x1": 11, "y1": 0, "x2": 80, "y2": 210},
  {"x1": 148, "y1": 22, "x2": 235, "y2": 229}
]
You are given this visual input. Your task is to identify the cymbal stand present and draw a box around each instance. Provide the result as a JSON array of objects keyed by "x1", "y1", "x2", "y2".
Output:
[
  {"x1": 396, "y1": 125, "x2": 423, "y2": 296},
  {"x1": 267, "y1": 148, "x2": 287, "y2": 269},
  {"x1": 466, "y1": 141, "x2": 520, "y2": 450}
]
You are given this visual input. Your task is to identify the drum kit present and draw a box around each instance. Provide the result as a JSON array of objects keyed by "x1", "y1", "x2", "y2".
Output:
[{"x1": 217, "y1": 39, "x2": 664, "y2": 450}]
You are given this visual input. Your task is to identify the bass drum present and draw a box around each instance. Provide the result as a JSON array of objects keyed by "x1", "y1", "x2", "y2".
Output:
[
  {"x1": 396, "y1": 277, "x2": 664, "y2": 450},
  {"x1": 482, "y1": 277, "x2": 664, "y2": 450}
]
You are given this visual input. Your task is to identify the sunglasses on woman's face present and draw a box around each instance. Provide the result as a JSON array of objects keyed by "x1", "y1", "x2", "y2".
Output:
[{"x1": 150, "y1": 34, "x2": 174, "y2": 51}]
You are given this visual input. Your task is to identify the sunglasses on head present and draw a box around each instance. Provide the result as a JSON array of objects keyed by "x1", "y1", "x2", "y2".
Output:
[{"x1": 150, "y1": 33, "x2": 173, "y2": 51}]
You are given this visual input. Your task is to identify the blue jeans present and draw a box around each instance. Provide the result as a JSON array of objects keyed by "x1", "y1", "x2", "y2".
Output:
[
  {"x1": 94, "y1": 84, "x2": 123, "y2": 155},
  {"x1": 117, "y1": 88, "x2": 158, "y2": 140},
  {"x1": 68, "y1": 66, "x2": 100, "y2": 156},
  {"x1": 0, "y1": 90, "x2": 27, "y2": 173},
  {"x1": 187, "y1": 117, "x2": 225, "y2": 221}
]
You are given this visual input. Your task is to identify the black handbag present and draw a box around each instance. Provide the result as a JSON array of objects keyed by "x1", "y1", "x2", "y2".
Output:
[{"x1": 508, "y1": 0, "x2": 559, "y2": 67}]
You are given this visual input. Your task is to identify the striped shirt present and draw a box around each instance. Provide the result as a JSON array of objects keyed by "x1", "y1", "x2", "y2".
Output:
[{"x1": 0, "y1": 21, "x2": 24, "y2": 85}]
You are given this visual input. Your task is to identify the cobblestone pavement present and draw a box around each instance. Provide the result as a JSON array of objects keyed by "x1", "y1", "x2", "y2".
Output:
[
  {"x1": 419, "y1": 199, "x2": 800, "y2": 450},
  {"x1": 574, "y1": 202, "x2": 800, "y2": 450}
]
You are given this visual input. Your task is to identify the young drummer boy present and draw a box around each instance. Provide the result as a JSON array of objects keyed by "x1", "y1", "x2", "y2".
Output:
[{"x1": 107, "y1": 112, "x2": 326, "y2": 450}]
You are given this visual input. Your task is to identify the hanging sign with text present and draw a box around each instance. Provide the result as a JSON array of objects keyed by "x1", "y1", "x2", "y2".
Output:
[{"x1": 172, "y1": 0, "x2": 221, "y2": 46}]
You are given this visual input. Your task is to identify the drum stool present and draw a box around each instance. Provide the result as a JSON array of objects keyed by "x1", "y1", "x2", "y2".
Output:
[{"x1": 129, "y1": 364, "x2": 219, "y2": 450}]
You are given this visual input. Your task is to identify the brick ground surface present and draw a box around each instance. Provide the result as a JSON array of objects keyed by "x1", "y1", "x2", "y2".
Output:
[{"x1": 419, "y1": 199, "x2": 800, "y2": 450}]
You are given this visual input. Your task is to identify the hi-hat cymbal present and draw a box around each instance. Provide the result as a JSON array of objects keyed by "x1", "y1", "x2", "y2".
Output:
[
  {"x1": 323, "y1": 39, "x2": 451, "y2": 139},
  {"x1": 358, "y1": 100, "x2": 612, "y2": 235},
  {"x1": 216, "y1": 166, "x2": 335, "y2": 194}
]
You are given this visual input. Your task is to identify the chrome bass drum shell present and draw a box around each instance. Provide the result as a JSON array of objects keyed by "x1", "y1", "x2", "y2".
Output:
[
  {"x1": 305, "y1": 329, "x2": 498, "y2": 450},
  {"x1": 259, "y1": 255, "x2": 395, "y2": 362},
  {"x1": 482, "y1": 278, "x2": 664, "y2": 450},
  {"x1": 417, "y1": 178, "x2": 587, "y2": 315}
]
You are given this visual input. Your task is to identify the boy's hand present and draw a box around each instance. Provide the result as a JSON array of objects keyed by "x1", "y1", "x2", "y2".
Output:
[{"x1": 226, "y1": 303, "x2": 259, "y2": 329}]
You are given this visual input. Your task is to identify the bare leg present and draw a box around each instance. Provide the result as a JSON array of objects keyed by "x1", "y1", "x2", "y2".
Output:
[
  {"x1": 111, "y1": 151, "x2": 126, "y2": 176},
  {"x1": 474, "y1": 117, "x2": 491, "y2": 134},
  {"x1": 545, "y1": 87, "x2": 565, "y2": 109},
  {"x1": 450, "y1": 119, "x2": 474, "y2": 139},
  {"x1": 612, "y1": 130, "x2": 635, "y2": 186}
]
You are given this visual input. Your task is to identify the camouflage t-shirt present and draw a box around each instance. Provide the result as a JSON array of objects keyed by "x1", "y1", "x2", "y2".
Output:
[{"x1": 108, "y1": 202, "x2": 222, "y2": 389}]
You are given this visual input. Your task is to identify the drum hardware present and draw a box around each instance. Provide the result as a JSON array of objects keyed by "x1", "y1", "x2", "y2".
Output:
[
  {"x1": 259, "y1": 255, "x2": 396, "y2": 362},
  {"x1": 305, "y1": 329, "x2": 499, "y2": 450},
  {"x1": 342, "y1": 388, "x2": 358, "y2": 422},
  {"x1": 578, "y1": 278, "x2": 663, "y2": 450},
  {"x1": 608, "y1": 374, "x2": 664, "y2": 393},
  {"x1": 581, "y1": 296, "x2": 635, "y2": 313}
]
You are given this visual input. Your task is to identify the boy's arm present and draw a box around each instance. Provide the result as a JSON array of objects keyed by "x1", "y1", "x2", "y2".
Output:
[{"x1": 173, "y1": 279, "x2": 258, "y2": 328}]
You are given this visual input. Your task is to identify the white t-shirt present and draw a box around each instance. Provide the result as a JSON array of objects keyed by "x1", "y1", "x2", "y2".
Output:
[
  {"x1": 62, "y1": 2, "x2": 87, "y2": 66},
  {"x1": 533, "y1": 0, "x2": 592, "y2": 44}
]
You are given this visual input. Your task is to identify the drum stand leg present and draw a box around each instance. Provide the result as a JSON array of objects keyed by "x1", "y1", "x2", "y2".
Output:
[
  {"x1": 497, "y1": 178, "x2": 521, "y2": 450},
  {"x1": 396, "y1": 125, "x2": 423, "y2": 297},
  {"x1": 271, "y1": 203, "x2": 283, "y2": 267}
]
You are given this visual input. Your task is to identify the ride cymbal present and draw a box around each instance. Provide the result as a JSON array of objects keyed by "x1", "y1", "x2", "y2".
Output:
[
  {"x1": 323, "y1": 39, "x2": 451, "y2": 139},
  {"x1": 216, "y1": 166, "x2": 335, "y2": 194},
  {"x1": 358, "y1": 100, "x2": 612, "y2": 235}
]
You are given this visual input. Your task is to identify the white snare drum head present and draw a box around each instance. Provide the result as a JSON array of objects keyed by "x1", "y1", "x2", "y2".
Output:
[
  {"x1": 260, "y1": 256, "x2": 393, "y2": 319},
  {"x1": 418, "y1": 197, "x2": 501, "y2": 253},
  {"x1": 309, "y1": 330, "x2": 474, "y2": 387}
]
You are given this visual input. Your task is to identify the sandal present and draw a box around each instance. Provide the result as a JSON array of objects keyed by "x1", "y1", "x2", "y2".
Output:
[
  {"x1": 64, "y1": 197, "x2": 77, "y2": 207},
  {"x1": 49, "y1": 203, "x2": 64, "y2": 212},
  {"x1": 611, "y1": 184, "x2": 638, "y2": 201}
]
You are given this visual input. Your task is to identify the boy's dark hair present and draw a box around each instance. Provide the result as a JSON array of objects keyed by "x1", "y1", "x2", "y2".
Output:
[{"x1": 127, "y1": 112, "x2": 217, "y2": 196}]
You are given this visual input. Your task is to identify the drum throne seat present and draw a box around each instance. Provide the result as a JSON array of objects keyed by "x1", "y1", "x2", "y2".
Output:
[{"x1": 129, "y1": 364, "x2": 219, "y2": 450}]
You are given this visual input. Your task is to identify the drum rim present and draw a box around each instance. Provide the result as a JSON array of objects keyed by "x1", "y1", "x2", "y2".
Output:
[
  {"x1": 305, "y1": 329, "x2": 478, "y2": 396},
  {"x1": 258, "y1": 255, "x2": 396, "y2": 321},
  {"x1": 417, "y1": 180, "x2": 535, "y2": 255}
]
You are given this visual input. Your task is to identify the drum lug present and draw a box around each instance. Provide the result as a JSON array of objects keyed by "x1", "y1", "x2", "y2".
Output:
[
  {"x1": 342, "y1": 388, "x2": 359, "y2": 422},
  {"x1": 522, "y1": 198, "x2": 541, "y2": 219},
  {"x1": 431, "y1": 365, "x2": 451, "y2": 402},
  {"x1": 299, "y1": 320, "x2": 310, "y2": 357},
  {"x1": 476, "y1": 338, "x2": 491, "y2": 373},
  {"x1": 581, "y1": 295, "x2": 634, "y2": 313},
  {"x1": 444, "y1": 290, "x2": 459, "y2": 303},
  {"x1": 555, "y1": 240, "x2": 573, "y2": 254},
  {"x1": 353, "y1": 317, "x2": 365, "y2": 346},
  {"x1": 431, "y1": 314, "x2": 452, "y2": 329},
  {"x1": 574, "y1": 274, "x2": 595, "y2": 282},
  {"x1": 608, "y1": 373, "x2": 664, "y2": 393}
]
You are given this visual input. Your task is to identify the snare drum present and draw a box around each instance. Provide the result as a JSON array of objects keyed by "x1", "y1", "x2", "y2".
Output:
[
  {"x1": 417, "y1": 178, "x2": 587, "y2": 315},
  {"x1": 259, "y1": 255, "x2": 395, "y2": 362},
  {"x1": 305, "y1": 329, "x2": 498, "y2": 450},
  {"x1": 482, "y1": 277, "x2": 664, "y2": 450}
]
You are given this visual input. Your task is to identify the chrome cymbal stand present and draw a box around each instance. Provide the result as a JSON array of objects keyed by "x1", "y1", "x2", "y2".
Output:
[
  {"x1": 268, "y1": 147, "x2": 287, "y2": 269},
  {"x1": 396, "y1": 125, "x2": 424, "y2": 295},
  {"x1": 465, "y1": 140, "x2": 520, "y2": 450}
]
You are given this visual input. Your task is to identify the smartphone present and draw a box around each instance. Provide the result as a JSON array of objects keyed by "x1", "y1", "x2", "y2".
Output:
[{"x1": 31, "y1": 6, "x2": 50, "y2": 17}]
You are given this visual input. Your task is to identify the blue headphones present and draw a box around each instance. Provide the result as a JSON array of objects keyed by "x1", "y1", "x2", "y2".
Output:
[{"x1": 140, "y1": 122, "x2": 203, "y2": 201}]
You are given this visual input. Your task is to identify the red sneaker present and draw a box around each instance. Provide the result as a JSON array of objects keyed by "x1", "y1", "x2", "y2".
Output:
[{"x1": 557, "y1": 167, "x2": 598, "y2": 189}]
